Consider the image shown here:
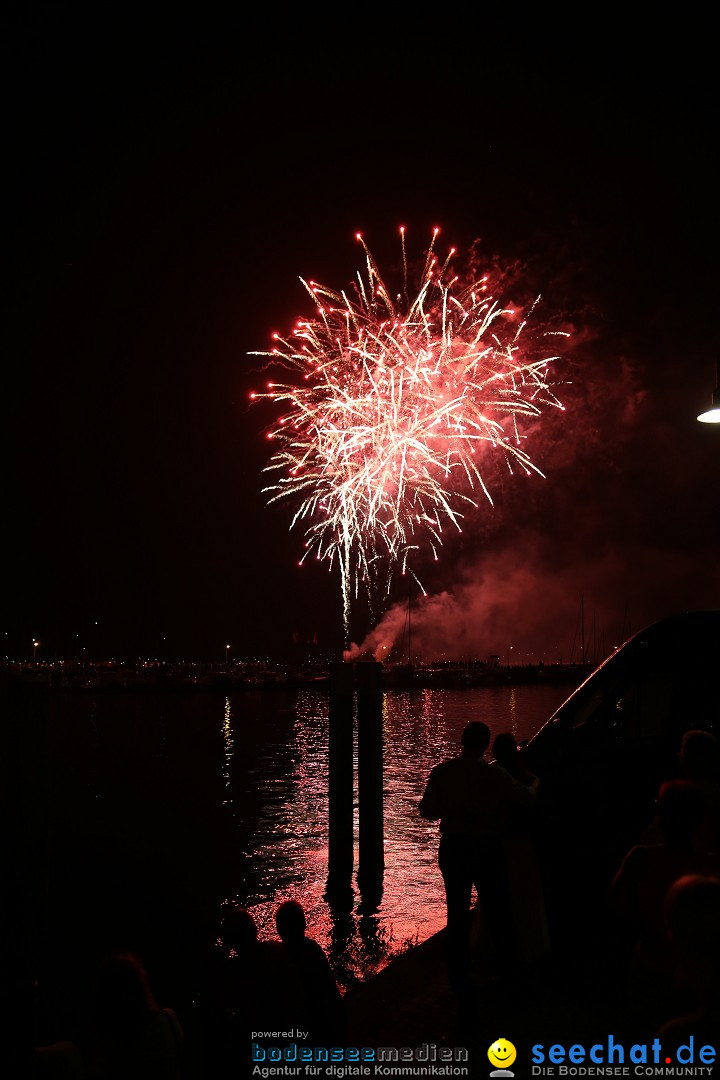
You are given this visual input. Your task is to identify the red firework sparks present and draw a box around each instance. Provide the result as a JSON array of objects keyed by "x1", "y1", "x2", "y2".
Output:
[{"x1": 250, "y1": 229, "x2": 568, "y2": 639}]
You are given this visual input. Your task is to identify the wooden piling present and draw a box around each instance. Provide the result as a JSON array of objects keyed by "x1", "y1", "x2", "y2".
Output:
[
  {"x1": 356, "y1": 661, "x2": 384, "y2": 901},
  {"x1": 326, "y1": 661, "x2": 355, "y2": 899}
]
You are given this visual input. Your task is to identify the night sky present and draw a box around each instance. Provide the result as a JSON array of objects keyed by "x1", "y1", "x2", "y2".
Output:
[{"x1": 5, "y1": 8, "x2": 719, "y2": 663}]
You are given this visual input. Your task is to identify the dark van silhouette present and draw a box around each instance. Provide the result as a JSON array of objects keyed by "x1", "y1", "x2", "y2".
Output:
[{"x1": 520, "y1": 610, "x2": 720, "y2": 942}]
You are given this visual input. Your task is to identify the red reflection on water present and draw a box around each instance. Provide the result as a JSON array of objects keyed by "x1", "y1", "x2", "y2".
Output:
[{"x1": 221, "y1": 685, "x2": 572, "y2": 988}]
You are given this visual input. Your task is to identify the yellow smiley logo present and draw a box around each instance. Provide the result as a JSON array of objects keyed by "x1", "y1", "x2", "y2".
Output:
[{"x1": 488, "y1": 1038, "x2": 517, "y2": 1069}]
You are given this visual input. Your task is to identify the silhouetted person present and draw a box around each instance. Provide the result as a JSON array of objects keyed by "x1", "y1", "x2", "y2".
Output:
[
  {"x1": 641, "y1": 729, "x2": 720, "y2": 855},
  {"x1": 491, "y1": 733, "x2": 550, "y2": 965},
  {"x1": 420, "y1": 721, "x2": 539, "y2": 999},
  {"x1": 492, "y1": 733, "x2": 537, "y2": 786},
  {"x1": 678, "y1": 729, "x2": 720, "y2": 855},
  {"x1": 86, "y1": 953, "x2": 183, "y2": 1080},
  {"x1": 608, "y1": 780, "x2": 720, "y2": 1029},
  {"x1": 199, "y1": 905, "x2": 301, "y2": 1077},
  {"x1": 275, "y1": 900, "x2": 345, "y2": 1042},
  {"x1": 657, "y1": 873, "x2": 720, "y2": 1046}
]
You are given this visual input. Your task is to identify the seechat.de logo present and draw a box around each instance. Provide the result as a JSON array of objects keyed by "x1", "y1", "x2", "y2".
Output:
[{"x1": 488, "y1": 1037, "x2": 517, "y2": 1077}]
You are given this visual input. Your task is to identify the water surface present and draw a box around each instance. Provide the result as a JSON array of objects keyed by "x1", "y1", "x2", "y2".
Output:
[{"x1": 20, "y1": 682, "x2": 577, "y2": 998}]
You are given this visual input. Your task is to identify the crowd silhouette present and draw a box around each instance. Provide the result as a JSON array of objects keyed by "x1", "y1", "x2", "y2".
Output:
[
  {"x1": 20, "y1": 899, "x2": 345, "y2": 1078},
  {"x1": 419, "y1": 721, "x2": 720, "y2": 1039},
  {"x1": 9, "y1": 722, "x2": 720, "y2": 1076}
]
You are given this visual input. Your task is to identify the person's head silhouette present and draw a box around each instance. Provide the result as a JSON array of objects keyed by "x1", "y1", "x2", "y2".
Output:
[
  {"x1": 657, "y1": 780, "x2": 704, "y2": 846},
  {"x1": 275, "y1": 900, "x2": 307, "y2": 944},
  {"x1": 492, "y1": 732, "x2": 519, "y2": 768},
  {"x1": 220, "y1": 905, "x2": 258, "y2": 954},
  {"x1": 680, "y1": 729, "x2": 720, "y2": 781},
  {"x1": 461, "y1": 721, "x2": 491, "y2": 755}
]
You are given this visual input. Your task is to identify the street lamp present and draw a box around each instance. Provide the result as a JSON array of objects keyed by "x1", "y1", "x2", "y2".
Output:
[
  {"x1": 225, "y1": 644, "x2": 230, "y2": 669},
  {"x1": 697, "y1": 356, "x2": 720, "y2": 423},
  {"x1": 32, "y1": 639, "x2": 39, "y2": 663}
]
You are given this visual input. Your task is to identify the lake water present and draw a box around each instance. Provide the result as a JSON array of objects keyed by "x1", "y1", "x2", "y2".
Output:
[{"x1": 13, "y1": 681, "x2": 578, "y2": 1005}]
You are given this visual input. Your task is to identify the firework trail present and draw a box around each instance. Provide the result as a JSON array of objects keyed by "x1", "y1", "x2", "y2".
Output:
[{"x1": 250, "y1": 229, "x2": 567, "y2": 642}]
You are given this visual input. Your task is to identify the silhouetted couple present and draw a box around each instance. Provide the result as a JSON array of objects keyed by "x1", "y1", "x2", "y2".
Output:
[
  {"x1": 420, "y1": 721, "x2": 540, "y2": 999},
  {"x1": 201, "y1": 900, "x2": 344, "y2": 1075}
]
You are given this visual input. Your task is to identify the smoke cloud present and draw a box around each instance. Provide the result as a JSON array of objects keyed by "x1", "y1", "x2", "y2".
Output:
[{"x1": 345, "y1": 319, "x2": 720, "y2": 665}]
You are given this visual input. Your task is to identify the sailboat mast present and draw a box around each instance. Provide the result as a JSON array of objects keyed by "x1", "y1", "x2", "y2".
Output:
[{"x1": 581, "y1": 594, "x2": 585, "y2": 665}]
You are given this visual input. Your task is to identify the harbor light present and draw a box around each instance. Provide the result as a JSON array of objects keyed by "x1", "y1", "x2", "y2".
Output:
[{"x1": 697, "y1": 356, "x2": 720, "y2": 423}]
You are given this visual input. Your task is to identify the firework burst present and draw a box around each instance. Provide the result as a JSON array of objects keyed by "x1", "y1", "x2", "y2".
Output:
[{"x1": 250, "y1": 229, "x2": 567, "y2": 641}]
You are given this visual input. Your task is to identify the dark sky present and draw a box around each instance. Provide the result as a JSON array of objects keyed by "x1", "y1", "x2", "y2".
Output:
[{"x1": 4, "y1": 7, "x2": 719, "y2": 662}]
